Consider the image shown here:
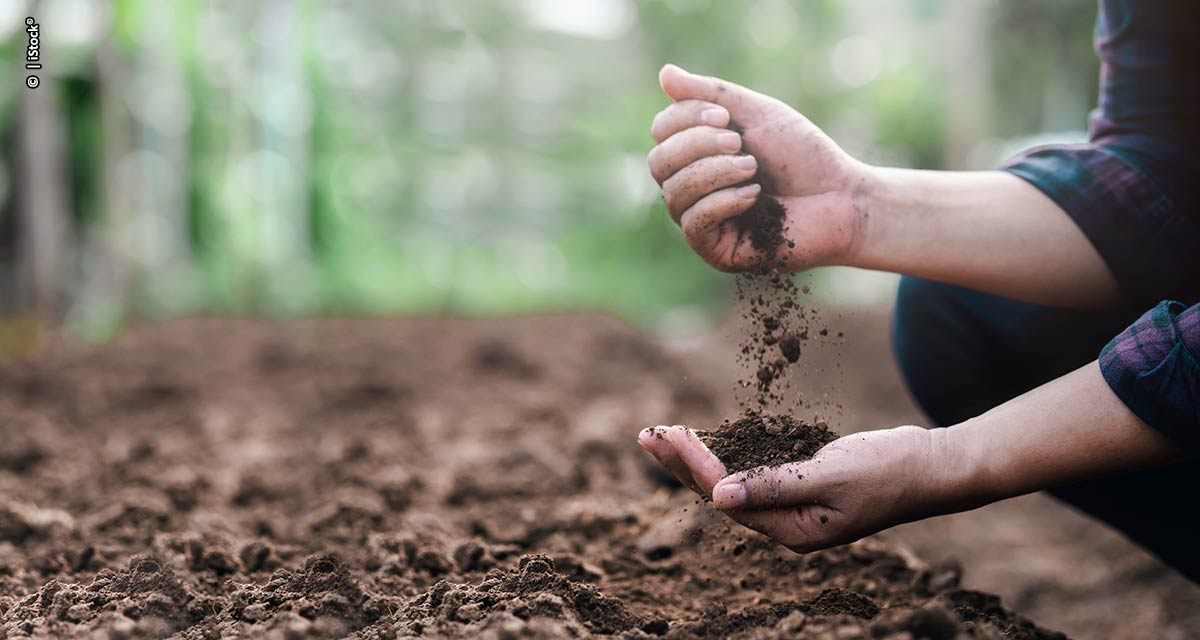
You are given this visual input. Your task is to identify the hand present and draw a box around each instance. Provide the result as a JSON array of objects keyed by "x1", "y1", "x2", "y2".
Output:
[
  {"x1": 647, "y1": 64, "x2": 867, "y2": 273},
  {"x1": 637, "y1": 424, "x2": 959, "y2": 553}
]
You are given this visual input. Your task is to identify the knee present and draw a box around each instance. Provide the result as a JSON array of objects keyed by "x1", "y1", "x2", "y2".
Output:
[
  {"x1": 891, "y1": 277, "x2": 990, "y2": 426},
  {"x1": 891, "y1": 277, "x2": 942, "y2": 381}
]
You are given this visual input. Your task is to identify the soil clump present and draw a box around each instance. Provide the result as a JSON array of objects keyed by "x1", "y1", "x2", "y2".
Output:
[{"x1": 697, "y1": 411, "x2": 837, "y2": 474}]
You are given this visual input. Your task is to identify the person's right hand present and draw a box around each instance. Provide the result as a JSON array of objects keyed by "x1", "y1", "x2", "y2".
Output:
[{"x1": 648, "y1": 64, "x2": 868, "y2": 272}]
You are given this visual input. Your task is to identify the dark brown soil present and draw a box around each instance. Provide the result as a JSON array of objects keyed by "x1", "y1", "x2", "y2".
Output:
[
  {"x1": 802, "y1": 587, "x2": 881, "y2": 618},
  {"x1": 734, "y1": 194, "x2": 789, "y2": 259},
  {"x1": 0, "y1": 316, "x2": 1065, "y2": 638},
  {"x1": 697, "y1": 411, "x2": 837, "y2": 474}
]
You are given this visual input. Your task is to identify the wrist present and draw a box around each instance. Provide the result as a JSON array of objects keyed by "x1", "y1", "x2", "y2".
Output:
[
  {"x1": 928, "y1": 423, "x2": 997, "y2": 513},
  {"x1": 886, "y1": 425, "x2": 981, "y2": 521},
  {"x1": 842, "y1": 161, "x2": 887, "y2": 268}
]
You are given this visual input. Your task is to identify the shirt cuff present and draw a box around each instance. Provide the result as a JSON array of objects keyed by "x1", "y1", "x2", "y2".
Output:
[
  {"x1": 1000, "y1": 144, "x2": 1182, "y2": 310},
  {"x1": 1099, "y1": 301, "x2": 1200, "y2": 450}
]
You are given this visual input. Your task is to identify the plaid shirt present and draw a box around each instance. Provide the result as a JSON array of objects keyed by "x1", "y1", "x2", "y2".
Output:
[
  {"x1": 1001, "y1": 1, "x2": 1200, "y2": 447},
  {"x1": 1101, "y1": 302, "x2": 1200, "y2": 449}
]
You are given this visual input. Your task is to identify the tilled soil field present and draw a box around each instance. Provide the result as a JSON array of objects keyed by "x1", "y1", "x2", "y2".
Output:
[{"x1": 0, "y1": 315, "x2": 1063, "y2": 638}]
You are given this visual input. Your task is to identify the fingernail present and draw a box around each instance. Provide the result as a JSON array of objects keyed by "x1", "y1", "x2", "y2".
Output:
[
  {"x1": 701, "y1": 108, "x2": 728, "y2": 127},
  {"x1": 736, "y1": 184, "x2": 761, "y2": 198},
  {"x1": 715, "y1": 482, "x2": 747, "y2": 509},
  {"x1": 717, "y1": 131, "x2": 741, "y2": 152},
  {"x1": 732, "y1": 155, "x2": 756, "y2": 171}
]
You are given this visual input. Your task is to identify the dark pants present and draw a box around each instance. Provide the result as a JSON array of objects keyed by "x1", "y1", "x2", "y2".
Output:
[{"x1": 892, "y1": 276, "x2": 1200, "y2": 583}]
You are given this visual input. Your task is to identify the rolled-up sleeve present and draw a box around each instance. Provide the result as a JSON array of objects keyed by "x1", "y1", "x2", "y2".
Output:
[
  {"x1": 1100, "y1": 301, "x2": 1200, "y2": 450},
  {"x1": 1001, "y1": 144, "x2": 1200, "y2": 310}
]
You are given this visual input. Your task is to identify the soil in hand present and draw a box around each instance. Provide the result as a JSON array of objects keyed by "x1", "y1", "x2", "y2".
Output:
[
  {"x1": 697, "y1": 411, "x2": 837, "y2": 474},
  {"x1": 734, "y1": 194, "x2": 790, "y2": 260}
]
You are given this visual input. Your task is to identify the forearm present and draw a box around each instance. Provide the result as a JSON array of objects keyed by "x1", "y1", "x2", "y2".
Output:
[
  {"x1": 848, "y1": 167, "x2": 1119, "y2": 308},
  {"x1": 943, "y1": 361, "x2": 1184, "y2": 508}
]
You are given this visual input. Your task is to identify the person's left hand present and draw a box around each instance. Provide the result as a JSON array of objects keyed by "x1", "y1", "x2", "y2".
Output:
[{"x1": 637, "y1": 424, "x2": 961, "y2": 553}]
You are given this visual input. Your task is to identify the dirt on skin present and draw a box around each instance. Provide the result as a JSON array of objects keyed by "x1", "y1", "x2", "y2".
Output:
[
  {"x1": 696, "y1": 411, "x2": 837, "y2": 474},
  {"x1": 0, "y1": 316, "x2": 1064, "y2": 638}
]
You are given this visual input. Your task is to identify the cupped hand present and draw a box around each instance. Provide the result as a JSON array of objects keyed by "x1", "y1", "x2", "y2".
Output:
[
  {"x1": 637, "y1": 424, "x2": 959, "y2": 553},
  {"x1": 647, "y1": 64, "x2": 867, "y2": 273}
]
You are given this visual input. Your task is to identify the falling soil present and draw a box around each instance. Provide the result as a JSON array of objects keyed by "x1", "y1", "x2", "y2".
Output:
[
  {"x1": 724, "y1": 119, "x2": 812, "y2": 411},
  {"x1": 696, "y1": 411, "x2": 837, "y2": 474},
  {"x1": 734, "y1": 271, "x2": 814, "y2": 410},
  {"x1": 0, "y1": 316, "x2": 1064, "y2": 638}
]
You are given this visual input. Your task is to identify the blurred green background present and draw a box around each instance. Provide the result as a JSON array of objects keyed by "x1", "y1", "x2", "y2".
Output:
[{"x1": 0, "y1": 0, "x2": 1097, "y2": 340}]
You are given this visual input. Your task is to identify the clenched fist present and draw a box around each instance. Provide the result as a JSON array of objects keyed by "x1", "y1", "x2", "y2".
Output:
[{"x1": 648, "y1": 64, "x2": 867, "y2": 272}]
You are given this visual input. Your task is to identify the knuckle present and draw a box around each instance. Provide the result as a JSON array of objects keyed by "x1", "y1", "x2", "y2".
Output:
[
  {"x1": 746, "y1": 475, "x2": 781, "y2": 508},
  {"x1": 650, "y1": 108, "x2": 674, "y2": 140},
  {"x1": 730, "y1": 155, "x2": 757, "y2": 175},
  {"x1": 680, "y1": 205, "x2": 708, "y2": 235},
  {"x1": 666, "y1": 162, "x2": 700, "y2": 194},
  {"x1": 662, "y1": 187, "x2": 679, "y2": 213},
  {"x1": 712, "y1": 260, "x2": 740, "y2": 274},
  {"x1": 646, "y1": 148, "x2": 666, "y2": 181},
  {"x1": 766, "y1": 477, "x2": 785, "y2": 507}
]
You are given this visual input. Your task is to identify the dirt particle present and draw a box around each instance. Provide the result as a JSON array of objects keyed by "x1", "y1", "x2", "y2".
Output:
[{"x1": 779, "y1": 333, "x2": 802, "y2": 363}]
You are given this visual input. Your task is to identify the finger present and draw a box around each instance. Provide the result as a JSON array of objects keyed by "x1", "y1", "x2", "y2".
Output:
[
  {"x1": 666, "y1": 427, "x2": 728, "y2": 494},
  {"x1": 648, "y1": 126, "x2": 742, "y2": 184},
  {"x1": 659, "y1": 64, "x2": 763, "y2": 113},
  {"x1": 650, "y1": 100, "x2": 729, "y2": 143},
  {"x1": 712, "y1": 462, "x2": 821, "y2": 511},
  {"x1": 678, "y1": 184, "x2": 760, "y2": 268},
  {"x1": 638, "y1": 427, "x2": 704, "y2": 494},
  {"x1": 663, "y1": 154, "x2": 757, "y2": 221}
]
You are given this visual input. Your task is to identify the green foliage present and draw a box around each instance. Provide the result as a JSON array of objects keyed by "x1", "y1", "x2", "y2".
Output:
[{"x1": 0, "y1": 1, "x2": 1100, "y2": 331}]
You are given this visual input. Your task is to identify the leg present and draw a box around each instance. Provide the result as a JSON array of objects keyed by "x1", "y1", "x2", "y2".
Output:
[
  {"x1": 892, "y1": 276, "x2": 1200, "y2": 582},
  {"x1": 892, "y1": 277, "x2": 1136, "y2": 425}
]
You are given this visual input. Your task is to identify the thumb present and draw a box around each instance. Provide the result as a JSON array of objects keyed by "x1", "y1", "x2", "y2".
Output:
[
  {"x1": 658, "y1": 64, "x2": 758, "y2": 112},
  {"x1": 712, "y1": 461, "x2": 822, "y2": 511}
]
